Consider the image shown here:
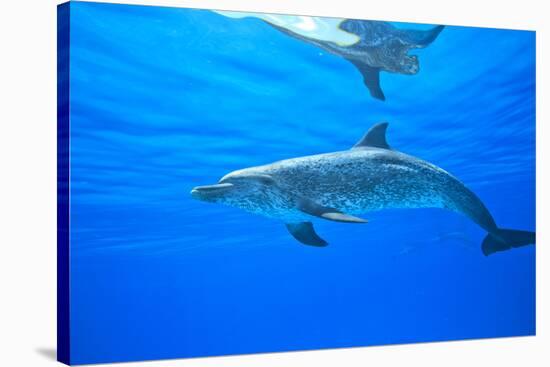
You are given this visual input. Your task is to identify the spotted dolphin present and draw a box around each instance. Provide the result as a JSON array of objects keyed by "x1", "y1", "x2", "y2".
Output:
[
  {"x1": 191, "y1": 123, "x2": 535, "y2": 255},
  {"x1": 267, "y1": 20, "x2": 444, "y2": 101}
]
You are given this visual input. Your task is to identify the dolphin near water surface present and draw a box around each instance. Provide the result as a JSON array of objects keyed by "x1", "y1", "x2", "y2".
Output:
[
  {"x1": 191, "y1": 123, "x2": 535, "y2": 255},
  {"x1": 214, "y1": 11, "x2": 445, "y2": 101},
  {"x1": 267, "y1": 19, "x2": 445, "y2": 101}
]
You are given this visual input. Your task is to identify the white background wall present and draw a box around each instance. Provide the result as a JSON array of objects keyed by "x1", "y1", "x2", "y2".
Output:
[{"x1": 0, "y1": 0, "x2": 547, "y2": 366}]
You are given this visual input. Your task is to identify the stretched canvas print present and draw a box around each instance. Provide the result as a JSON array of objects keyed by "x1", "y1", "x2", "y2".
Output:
[{"x1": 57, "y1": 1, "x2": 536, "y2": 365}]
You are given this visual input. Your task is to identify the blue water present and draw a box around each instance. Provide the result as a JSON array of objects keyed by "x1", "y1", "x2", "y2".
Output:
[{"x1": 67, "y1": 2, "x2": 536, "y2": 364}]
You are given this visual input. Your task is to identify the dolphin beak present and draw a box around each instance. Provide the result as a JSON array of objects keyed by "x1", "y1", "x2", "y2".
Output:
[{"x1": 190, "y1": 183, "x2": 234, "y2": 201}]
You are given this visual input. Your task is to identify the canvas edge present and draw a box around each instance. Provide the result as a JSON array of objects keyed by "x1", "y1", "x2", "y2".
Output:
[{"x1": 57, "y1": 1, "x2": 71, "y2": 365}]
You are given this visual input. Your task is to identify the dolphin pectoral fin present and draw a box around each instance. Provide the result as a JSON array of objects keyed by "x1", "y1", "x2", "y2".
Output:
[
  {"x1": 320, "y1": 212, "x2": 368, "y2": 223},
  {"x1": 297, "y1": 198, "x2": 368, "y2": 224},
  {"x1": 348, "y1": 60, "x2": 385, "y2": 101},
  {"x1": 286, "y1": 222, "x2": 328, "y2": 247}
]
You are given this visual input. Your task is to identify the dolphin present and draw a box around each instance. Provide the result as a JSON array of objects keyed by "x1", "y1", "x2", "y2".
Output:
[
  {"x1": 267, "y1": 19, "x2": 445, "y2": 101},
  {"x1": 191, "y1": 123, "x2": 535, "y2": 255}
]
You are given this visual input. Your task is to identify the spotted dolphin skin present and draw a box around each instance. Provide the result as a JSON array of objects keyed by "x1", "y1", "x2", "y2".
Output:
[
  {"x1": 191, "y1": 123, "x2": 535, "y2": 255},
  {"x1": 269, "y1": 20, "x2": 444, "y2": 101}
]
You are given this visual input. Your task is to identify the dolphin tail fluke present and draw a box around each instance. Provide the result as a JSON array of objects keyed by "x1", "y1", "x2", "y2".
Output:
[
  {"x1": 348, "y1": 60, "x2": 385, "y2": 101},
  {"x1": 482, "y1": 229, "x2": 536, "y2": 256}
]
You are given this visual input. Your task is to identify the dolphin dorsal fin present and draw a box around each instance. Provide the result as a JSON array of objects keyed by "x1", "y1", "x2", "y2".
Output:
[
  {"x1": 401, "y1": 25, "x2": 445, "y2": 47},
  {"x1": 353, "y1": 122, "x2": 390, "y2": 149}
]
